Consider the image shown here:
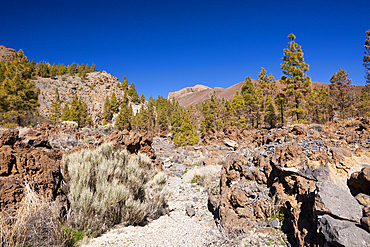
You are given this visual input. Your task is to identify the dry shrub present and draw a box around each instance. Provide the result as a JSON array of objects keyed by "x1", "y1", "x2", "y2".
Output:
[
  {"x1": 0, "y1": 183, "x2": 65, "y2": 247},
  {"x1": 62, "y1": 142, "x2": 169, "y2": 238}
]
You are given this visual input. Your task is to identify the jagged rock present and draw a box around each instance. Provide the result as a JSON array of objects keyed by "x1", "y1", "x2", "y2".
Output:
[
  {"x1": 0, "y1": 129, "x2": 18, "y2": 146},
  {"x1": 271, "y1": 141, "x2": 307, "y2": 168},
  {"x1": 314, "y1": 181, "x2": 362, "y2": 222},
  {"x1": 361, "y1": 206, "x2": 370, "y2": 233},
  {"x1": 348, "y1": 167, "x2": 370, "y2": 196},
  {"x1": 216, "y1": 154, "x2": 272, "y2": 234},
  {"x1": 308, "y1": 124, "x2": 324, "y2": 132},
  {"x1": 223, "y1": 139, "x2": 238, "y2": 150},
  {"x1": 0, "y1": 45, "x2": 16, "y2": 61},
  {"x1": 318, "y1": 214, "x2": 370, "y2": 246},
  {"x1": 0, "y1": 129, "x2": 66, "y2": 215},
  {"x1": 331, "y1": 147, "x2": 354, "y2": 169},
  {"x1": 356, "y1": 193, "x2": 370, "y2": 206},
  {"x1": 34, "y1": 71, "x2": 140, "y2": 125}
]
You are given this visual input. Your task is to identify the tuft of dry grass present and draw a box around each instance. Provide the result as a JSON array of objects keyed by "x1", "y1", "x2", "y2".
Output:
[{"x1": 0, "y1": 183, "x2": 65, "y2": 247}]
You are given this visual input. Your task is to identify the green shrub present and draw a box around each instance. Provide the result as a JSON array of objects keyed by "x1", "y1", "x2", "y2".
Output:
[
  {"x1": 62, "y1": 142, "x2": 169, "y2": 238},
  {"x1": 191, "y1": 174, "x2": 202, "y2": 184}
]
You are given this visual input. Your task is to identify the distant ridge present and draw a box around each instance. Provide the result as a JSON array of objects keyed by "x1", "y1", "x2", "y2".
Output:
[{"x1": 168, "y1": 80, "x2": 365, "y2": 107}]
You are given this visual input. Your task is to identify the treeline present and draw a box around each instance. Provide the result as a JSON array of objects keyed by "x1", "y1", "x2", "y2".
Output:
[
  {"x1": 35, "y1": 61, "x2": 97, "y2": 79},
  {"x1": 113, "y1": 93, "x2": 199, "y2": 146},
  {"x1": 199, "y1": 30, "x2": 370, "y2": 134}
]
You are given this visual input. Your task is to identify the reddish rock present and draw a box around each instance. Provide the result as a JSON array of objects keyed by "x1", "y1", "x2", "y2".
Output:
[
  {"x1": 348, "y1": 167, "x2": 370, "y2": 195},
  {"x1": 0, "y1": 129, "x2": 66, "y2": 215}
]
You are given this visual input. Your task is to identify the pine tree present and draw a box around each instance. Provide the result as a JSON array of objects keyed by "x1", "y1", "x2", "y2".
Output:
[
  {"x1": 359, "y1": 87, "x2": 370, "y2": 117},
  {"x1": 264, "y1": 95, "x2": 277, "y2": 128},
  {"x1": 281, "y1": 33, "x2": 311, "y2": 122},
  {"x1": 241, "y1": 76, "x2": 263, "y2": 127},
  {"x1": 36, "y1": 61, "x2": 50, "y2": 77},
  {"x1": 364, "y1": 29, "x2": 370, "y2": 85},
  {"x1": 90, "y1": 63, "x2": 97, "y2": 72},
  {"x1": 115, "y1": 102, "x2": 132, "y2": 131},
  {"x1": 307, "y1": 86, "x2": 329, "y2": 123},
  {"x1": 127, "y1": 82, "x2": 140, "y2": 103},
  {"x1": 231, "y1": 91, "x2": 245, "y2": 128},
  {"x1": 329, "y1": 69, "x2": 354, "y2": 120},
  {"x1": 0, "y1": 50, "x2": 40, "y2": 125},
  {"x1": 50, "y1": 63, "x2": 58, "y2": 78},
  {"x1": 78, "y1": 63, "x2": 87, "y2": 79},
  {"x1": 156, "y1": 95, "x2": 170, "y2": 134},
  {"x1": 157, "y1": 109, "x2": 169, "y2": 134},
  {"x1": 275, "y1": 93, "x2": 286, "y2": 125},
  {"x1": 136, "y1": 105, "x2": 149, "y2": 133},
  {"x1": 147, "y1": 97, "x2": 156, "y2": 132},
  {"x1": 122, "y1": 75, "x2": 129, "y2": 91},
  {"x1": 199, "y1": 93, "x2": 217, "y2": 135},
  {"x1": 174, "y1": 111, "x2": 200, "y2": 147},
  {"x1": 68, "y1": 95, "x2": 79, "y2": 122},
  {"x1": 224, "y1": 100, "x2": 232, "y2": 126},
  {"x1": 68, "y1": 62, "x2": 77, "y2": 75},
  {"x1": 78, "y1": 101, "x2": 91, "y2": 127},
  {"x1": 49, "y1": 88, "x2": 61, "y2": 122},
  {"x1": 170, "y1": 100, "x2": 183, "y2": 137},
  {"x1": 0, "y1": 60, "x2": 6, "y2": 82},
  {"x1": 140, "y1": 94, "x2": 146, "y2": 104},
  {"x1": 61, "y1": 104, "x2": 70, "y2": 121},
  {"x1": 257, "y1": 67, "x2": 277, "y2": 110},
  {"x1": 110, "y1": 92, "x2": 119, "y2": 113},
  {"x1": 103, "y1": 95, "x2": 112, "y2": 124},
  {"x1": 57, "y1": 63, "x2": 67, "y2": 75}
]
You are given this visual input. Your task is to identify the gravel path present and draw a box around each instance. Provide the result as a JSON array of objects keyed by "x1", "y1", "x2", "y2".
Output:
[{"x1": 80, "y1": 175, "x2": 221, "y2": 247}]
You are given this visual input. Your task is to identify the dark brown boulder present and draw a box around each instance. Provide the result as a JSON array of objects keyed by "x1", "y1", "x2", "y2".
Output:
[{"x1": 348, "y1": 167, "x2": 370, "y2": 195}]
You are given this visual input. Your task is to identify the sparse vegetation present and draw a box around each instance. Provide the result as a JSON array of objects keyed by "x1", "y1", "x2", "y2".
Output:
[
  {"x1": 0, "y1": 183, "x2": 65, "y2": 247},
  {"x1": 62, "y1": 142, "x2": 169, "y2": 239}
]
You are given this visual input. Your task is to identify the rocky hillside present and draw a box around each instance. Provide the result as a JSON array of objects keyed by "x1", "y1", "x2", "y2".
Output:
[
  {"x1": 0, "y1": 45, "x2": 16, "y2": 62},
  {"x1": 169, "y1": 80, "x2": 365, "y2": 107},
  {"x1": 35, "y1": 71, "x2": 126, "y2": 125}
]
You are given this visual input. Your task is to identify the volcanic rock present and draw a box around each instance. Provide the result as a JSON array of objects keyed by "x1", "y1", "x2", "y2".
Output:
[
  {"x1": 0, "y1": 129, "x2": 65, "y2": 214},
  {"x1": 348, "y1": 167, "x2": 370, "y2": 196},
  {"x1": 314, "y1": 181, "x2": 362, "y2": 222},
  {"x1": 318, "y1": 214, "x2": 370, "y2": 246}
]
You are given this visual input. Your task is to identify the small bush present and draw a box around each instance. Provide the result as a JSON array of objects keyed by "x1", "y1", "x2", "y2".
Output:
[
  {"x1": 191, "y1": 174, "x2": 202, "y2": 184},
  {"x1": 62, "y1": 142, "x2": 169, "y2": 238},
  {"x1": 0, "y1": 183, "x2": 65, "y2": 247}
]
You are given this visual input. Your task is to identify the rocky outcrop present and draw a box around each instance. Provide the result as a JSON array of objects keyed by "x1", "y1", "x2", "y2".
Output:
[
  {"x1": 210, "y1": 121, "x2": 370, "y2": 246},
  {"x1": 0, "y1": 45, "x2": 16, "y2": 62},
  {"x1": 214, "y1": 154, "x2": 272, "y2": 234},
  {"x1": 0, "y1": 129, "x2": 66, "y2": 214},
  {"x1": 34, "y1": 71, "x2": 135, "y2": 125}
]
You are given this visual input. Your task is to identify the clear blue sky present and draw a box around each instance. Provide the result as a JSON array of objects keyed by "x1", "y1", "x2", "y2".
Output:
[{"x1": 2, "y1": 0, "x2": 370, "y2": 99}]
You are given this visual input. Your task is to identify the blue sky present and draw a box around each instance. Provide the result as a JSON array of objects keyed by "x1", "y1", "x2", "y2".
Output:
[{"x1": 2, "y1": 0, "x2": 370, "y2": 99}]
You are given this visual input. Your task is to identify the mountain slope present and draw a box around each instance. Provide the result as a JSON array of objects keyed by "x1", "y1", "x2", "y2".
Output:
[
  {"x1": 169, "y1": 80, "x2": 365, "y2": 107},
  {"x1": 35, "y1": 71, "x2": 126, "y2": 125}
]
